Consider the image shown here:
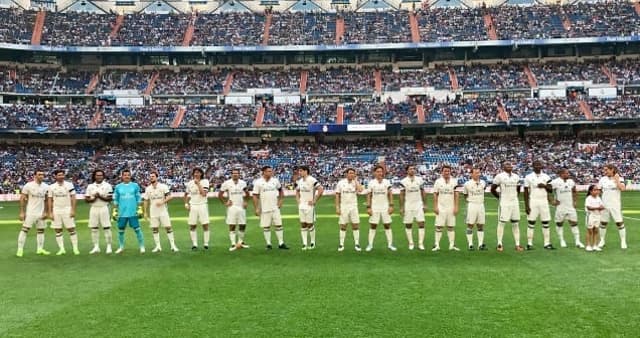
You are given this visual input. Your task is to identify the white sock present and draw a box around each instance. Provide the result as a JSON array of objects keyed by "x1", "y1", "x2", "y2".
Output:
[
  {"x1": 466, "y1": 228, "x2": 473, "y2": 247},
  {"x1": 353, "y1": 229, "x2": 360, "y2": 245},
  {"x1": 434, "y1": 229, "x2": 442, "y2": 247},
  {"x1": 190, "y1": 229, "x2": 198, "y2": 246},
  {"x1": 263, "y1": 229, "x2": 272, "y2": 245},
  {"x1": 275, "y1": 227, "x2": 284, "y2": 246},
  {"x1": 309, "y1": 226, "x2": 316, "y2": 244},
  {"x1": 527, "y1": 225, "x2": 535, "y2": 246},
  {"x1": 405, "y1": 227, "x2": 413, "y2": 245},
  {"x1": 153, "y1": 231, "x2": 161, "y2": 248},
  {"x1": 238, "y1": 229, "x2": 246, "y2": 243},
  {"x1": 619, "y1": 226, "x2": 627, "y2": 245},
  {"x1": 301, "y1": 228, "x2": 309, "y2": 246},
  {"x1": 497, "y1": 222, "x2": 505, "y2": 246},
  {"x1": 542, "y1": 226, "x2": 550, "y2": 246},
  {"x1": 17, "y1": 230, "x2": 27, "y2": 250},
  {"x1": 368, "y1": 228, "x2": 376, "y2": 246},
  {"x1": 36, "y1": 232, "x2": 44, "y2": 250},
  {"x1": 167, "y1": 231, "x2": 176, "y2": 248},
  {"x1": 418, "y1": 227, "x2": 425, "y2": 246},
  {"x1": 203, "y1": 229, "x2": 210, "y2": 246},
  {"x1": 91, "y1": 228, "x2": 100, "y2": 247},
  {"x1": 599, "y1": 226, "x2": 607, "y2": 244},
  {"x1": 229, "y1": 231, "x2": 237, "y2": 245},
  {"x1": 339, "y1": 229, "x2": 346, "y2": 246},
  {"x1": 512, "y1": 224, "x2": 521, "y2": 246},
  {"x1": 477, "y1": 230, "x2": 484, "y2": 246},
  {"x1": 104, "y1": 228, "x2": 112, "y2": 246},
  {"x1": 447, "y1": 229, "x2": 455, "y2": 248},
  {"x1": 70, "y1": 232, "x2": 78, "y2": 251},
  {"x1": 556, "y1": 225, "x2": 565, "y2": 242},
  {"x1": 384, "y1": 228, "x2": 393, "y2": 246},
  {"x1": 56, "y1": 233, "x2": 64, "y2": 250},
  {"x1": 570, "y1": 225, "x2": 580, "y2": 244}
]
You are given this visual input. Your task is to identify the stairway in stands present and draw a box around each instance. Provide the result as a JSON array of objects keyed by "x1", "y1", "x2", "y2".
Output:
[{"x1": 31, "y1": 10, "x2": 46, "y2": 46}]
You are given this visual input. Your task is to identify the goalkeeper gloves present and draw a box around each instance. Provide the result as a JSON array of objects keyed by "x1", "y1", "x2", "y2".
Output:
[
  {"x1": 111, "y1": 207, "x2": 119, "y2": 221},
  {"x1": 137, "y1": 206, "x2": 144, "y2": 218}
]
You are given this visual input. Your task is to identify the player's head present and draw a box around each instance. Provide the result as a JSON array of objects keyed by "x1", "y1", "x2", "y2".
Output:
[
  {"x1": 262, "y1": 166, "x2": 273, "y2": 179},
  {"x1": 52, "y1": 169, "x2": 65, "y2": 182},
  {"x1": 373, "y1": 165, "x2": 384, "y2": 180},
  {"x1": 298, "y1": 165, "x2": 310, "y2": 178},
  {"x1": 441, "y1": 165, "x2": 452, "y2": 179},
  {"x1": 34, "y1": 169, "x2": 45, "y2": 183},
  {"x1": 604, "y1": 164, "x2": 618, "y2": 177},
  {"x1": 345, "y1": 168, "x2": 356, "y2": 180},
  {"x1": 588, "y1": 184, "x2": 601, "y2": 197},
  {"x1": 120, "y1": 169, "x2": 131, "y2": 183},
  {"x1": 192, "y1": 167, "x2": 204, "y2": 180},
  {"x1": 231, "y1": 168, "x2": 240, "y2": 180},
  {"x1": 150, "y1": 171, "x2": 159, "y2": 184},
  {"x1": 532, "y1": 160, "x2": 543, "y2": 173},
  {"x1": 406, "y1": 165, "x2": 416, "y2": 177},
  {"x1": 471, "y1": 167, "x2": 481, "y2": 180},
  {"x1": 558, "y1": 168, "x2": 569, "y2": 180},
  {"x1": 502, "y1": 161, "x2": 513, "y2": 173},
  {"x1": 92, "y1": 169, "x2": 105, "y2": 183}
]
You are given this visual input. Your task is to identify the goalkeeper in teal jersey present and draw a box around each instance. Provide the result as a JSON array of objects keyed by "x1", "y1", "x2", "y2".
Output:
[{"x1": 113, "y1": 169, "x2": 145, "y2": 254}]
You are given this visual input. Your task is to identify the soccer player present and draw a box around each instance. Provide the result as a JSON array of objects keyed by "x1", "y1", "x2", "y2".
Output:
[
  {"x1": 47, "y1": 169, "x2": 79, "y2": 255},
  {"x1": 252, "y1": 166, "x2": 289, "y2": 250},
  {"x1": 113, "y1": 169, "x2": 145, "y2": 254},
  {"x1": 463, "y1": 168, "x2": 487, "y2": 251},
  {"x1": 550, "y1": 168, "x2": 585, "y2": 248},
  {"x1": 585, "y1": 185, "x2": 604, "y2": 252},
  {"x1": 85, "y1": 169, "x2": 114, "y2": 254},
  {"x1": 365, "y1": 165, "x2": 396, "y2": 252},
  {"x1": 524, "y1": 160, "x2": 555, "y2": 250},
  {"x1": 598, "y1": 164, "x2": 627, "y2": 249},
  {"x1": 218, "y1": 168, "x2": 250, "y2": 251},
  {"x1": 296, "y1": 165, "x2": 324, "y2": 250},
  {"x1": 143, "y1": 171, "x2": 178, "y2": 253},
  {"x1": 16, "y1": 169, "x2": 50, "y2": 257},
  {"x1": 491, "y1": 161, "x2": 524, "y2": 252},
  {"x1": 335, "y1": 168, "x2": 364, "y2": 252},
  {"x1": 432, "y1": 165, "x2": 460, "y2": 251},
  {"x1": 184, "y1": 168, "x2": 211, "y2": 250},
  {"x1": 399, "y1": 164, "x2": 426, "y2": 251}
]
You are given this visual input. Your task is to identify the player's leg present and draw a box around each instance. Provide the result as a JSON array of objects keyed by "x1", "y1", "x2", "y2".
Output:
[
  {"x1": 598, "y1": 209, "x2": 611, "y2": 248},
  {"x1": 511, "y1": 204, "x2": 523, "y2": 251},
  {"x1": 417, "y1": 221, "x2": 425, "y2": 251},
  {"x1": 130, "y1": 216, "x2": 145, "y2": 253},
  {"x1": 338, "y1": 222, "x2": 347, "y2": 251},
  {"x1": 366, "y1": 212, "x2": 380, "y2": 251},
  {"x1": 160, "y1": 216, "x2": 178, "y2": 252},
  {"x1": 188, "y1": 205, "x2": 199, "y2": 249},
  {"x1": 51, "y1": 214, "x2": 66, "y2": 255},
  {"x1": 433, "y1": 211, "x2": 444, "y2": 251},
  {"x1": 115, "y1": 217, "x2": 127, "y2": 254},
  {"x1": 613, "y1": 207, "x2": 627, "y2": 249},
  {"x1": 237, "y1": 208, "x2": 248, "y2": 248},
  {"x1": 382, "y1": 212, "x2": 395, "y2": 251},
  {"x1": 35, "y1": 219, "x2": 48, "y2": 255},
  {"x1": 447, "y1": 212, "x2": 458, "y2": 251},
  {"x1": 465, "y1": 205, "x2": 475, "y2": 250},
  {"x1": 477, "y1": 205, "x2": 486, "y2": 250},
  {"x1": 526, "y1": 205, "x2": 539, "y2": 249},
  {"x1": 540, "y1": 205, "x2": 553, "y2": 249},
  {"x1": 554, "y1": 208, "x2": 567, "y2": 248},
  {"x1": 64, "y1": 215, "x2": 80, "y2": 255},
  {"x1": 228, "y1": 223, "x2": 237, "y2": 251},
  {"x1": 585, "y1": 227, "x2": 593, "y2": 251},
  {"x1": 300, "y1": 210, "x2": 309, "y2": 250},
  {"x1": 100, "y1": 207, "x2": 113, "y2": 253},
  {"x1": 404, "y1": 210, "x2": 414, "y2": 250},
  {"x1": 592, "y1": 226, "x2": 601, "y2": 251},
  {"x1": 466, "y1": 224, "x2": 475, "y2": 250},
  {"x1": 89, "y1": 208, "x2": 101, "y2": 253},
  {"x1": 350, "y1": 209, "x2": 361, "y2": 251},
  {"x1": 496, "y1": 205, "x2": 505, "y2": 251},
  {"x1": 261, "y1": 212, "x2": 273, "y2": 249},
  {"x1": 273, "y1": 210, "x2": 288, "y2": 249},
  {"x1": 150, "y1": 217, "x2": 162, "y2": 252},
  {"x1": 308, "y1": 208, "x2": 317, "y2": 249},
  {"x1": 16, "y1": 219, "x2": 31, "y2": 257}
]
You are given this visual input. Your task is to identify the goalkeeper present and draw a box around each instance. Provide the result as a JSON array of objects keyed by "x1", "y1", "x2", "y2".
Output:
[{"x1": 112, "y1": 169, "x2": 145, "y2": 254}]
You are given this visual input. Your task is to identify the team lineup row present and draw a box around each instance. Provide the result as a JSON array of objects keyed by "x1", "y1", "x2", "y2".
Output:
[{"x1": 15, "y1": 161, "x2": 627, "y2": 257}]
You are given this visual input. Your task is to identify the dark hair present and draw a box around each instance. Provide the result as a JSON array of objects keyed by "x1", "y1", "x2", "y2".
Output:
[
  {"x1": 345, "y1": 168, "x2": 356, "y2": 174},
  {"x1": 52, "y1": 169, "x2": 65, "y2": 176},
  {"x1": 92, "y1": 169, "x2": 105, "y2": 182},
  {"x1": 373, "y1": 165, "x2": 384, "y2": 172},
  {"x1": 558, "y1": 167, "x2": 569, "y2": 174},
  {"x1": 261, "y1": 166, "x2": 272, "y2": 172},
  {"x1": 587, "y1": 184, "x2": 600, "y2": 195},
  {"x1": 192, "y1": 168, "x2": 204, "y2": 176},
  {"x1": 231, "y1": 168, "x2": 240, "y2": 174},
  {"x1": 405, "y1": 164, "x2": 415, "y2": 171},
  {"x1": 120, "y1": 169, "x2": 131, "y2": 175},
  {"x1": 441, "y1": 165, "x2": 452, "y2": 171},
  {"x1": 604, "y1": 164, "x2": 618, "y2": 174},
  {"x1": 299, "y1": 165, "x2": 310, "y2": 173},
  {"x1": 150, "y1": 171, "x2": 159, "y2": 178},
  {"x1": 34, "y1": 169, "x2": 45, "y2": 175},
  {"x1": 471, "y1": 167, "x2": 481, "y2": 174}
]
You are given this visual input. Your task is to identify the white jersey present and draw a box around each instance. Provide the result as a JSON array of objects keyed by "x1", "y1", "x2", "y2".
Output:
[
  {"x1": 524, "y1": 172, "x2": 552, "y2": 201},
  {"x1": 220, "y1": 179, "x2": 248, "y2": 208},
  {"x1": 598, "y1": 176, "x2": 623, "y2": 209},
  {"x1": 22, "y1": 181, "x2": 49, "y2": 215},
  {"x1": 252, "y1": 177, "x2": 282, "y2": 212},
  {"x1": 585, "y1": 196, "x2": 604, "y2": 216},
  {"x1": 335, "y1": 178, "x2": 359, "y2": 209},
  {"x1": 463, "y1": 179, "x2": 486, "y2": 204},
  {"x1": 296, "y1": 176, "x2": 321, "y2": 210},
  {"x1": 433, "y1": 177, "x2": 458, "y2": 210},
  {"x1": 86, "y1": 181, "x2": 113, "y2": 208},
  {"x1": 185, "y1": 179, "x2": 210, "y2": 206},
  {"x1": 144, "y1": 183, "x2": 170, "y2": 217},
  {"x1": 368, "y1": 178, "x2": 392, "y2": 212},
  {"x1": 48, "y1": 181, "x2": 76, "y2": 213},
  {"x1": 399, "y1": 176, "x2": 424, "y2": 211},
  {"x1": 493, "y1": 172, "x2": 520, "y2": 206},
  {"x1": 551, "y1": 178, "x2": 575, "y2": 208}
]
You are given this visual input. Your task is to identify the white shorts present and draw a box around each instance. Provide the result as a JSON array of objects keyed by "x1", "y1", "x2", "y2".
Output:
[
  {"x1": 188, "y1": 204, "x2": 210, "y2": 225},
  {"x1": 554, "y1": 206, "x2": 578, "y2": 223},
  {"x1": 150, "y1": 215, "x2": 172, "y2": 228},
  {"x1": 23, "y1": 213, "x2": 47, "y2": 229},
  {"x1": 499, "y1": 204, "x2": 521, "y2": 222},
  {"x1": 298, "y1": 207, "x2": 316, "y2": 224},
  {"x1": 587, "y1": 214, "x2": 601, "y2": 229},
  {"x1": 403, "y1": 209, "x2": 425, "y2": 224},
  {"x1": 601, "y1": 207, "x2": 623, "y2": 224},
  {"x1": 369, "y1": 211, "x2": 392, "y2": 225},
  {"x1": 435, "y1": 210, "x2": 456, "y2": 227},
  {"x1": 51, "y1": 212, "x2": 76, "y2": 229},
  {"x1": 260, "y1": 210, "x2": 282, "y2": 228},
  {"x1": 89, "y1": 206, "x2": 111, "y2": 228},
  {"x1": 338, "y1": 207, "x2": 360, "y2": 225},
  {"x1": 528, "y1": 201, "x2": 551, "y2": 222},
  {"x1": 226, "y1": 206, "x2": 246, "y2": 225},
  {"x1": 466, "y1": 203, "x2": 485, "y2": 225}
]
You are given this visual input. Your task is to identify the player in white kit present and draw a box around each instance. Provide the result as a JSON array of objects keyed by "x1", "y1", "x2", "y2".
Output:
[
  {"x1": 296, "y1": 165, "x2": 324, "y2": 250},
  {"x1": 491, "y1": 161, "x2": 524, "y2": 252},
  {"x1": 366, "y1": 165, "x2": 396, "y2": 252},
  {"x1": 524, "y1": 160, "x2": 555, "y2": 250},
  {"x1": 399, "y1": 165, "x2": 427, "y2": 251},
  {"x1": 85, "y1": 169, "x2": 114, "y2": 254},
  {"x1": 218, "y1": 168, "x2": 251, "y2": 251},
  {"x1": 47, "y1": 169, "x2": 79, "y2": 255},
  {"x1": 16, "y1": 170, "x2": 50, "y2": 257},
  {"x1": 143, "y1": 171, "x2": 179, "y2": 253},
  {"x1": 184, "y1": 168, "x2": 211, "y2": 250},
  {"x1": 335, "y1": 168, "x2": 364, "y2": 252},
  {"x1": 463, "y1": 168, "x2": 487, "y2": 251},
  {"x1": 432, "y1": 165, "x2": 460, "y2": 251},
  {"x1": 597, "y1": 164, "x2": 627, "y2": 249},
  {"x1": 584, "y1": 185, "x2": 604, "y2": 252},
  {"x1": 252, "y1": 166, "x2": 289, "y2": 250},
  {"x1": 550, "y1": 168, "x2": 585, "y2": 248}
]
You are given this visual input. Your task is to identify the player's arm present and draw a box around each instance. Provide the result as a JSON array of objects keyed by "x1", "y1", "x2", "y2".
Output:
[
  {"x1": 614, "y1": 174, "x2": 626, "y2": 191},
  {"x1": 398, "y1": 184, "x2": 405, "y2": 215},
  {"x1": 252, "y1": 192, "x2": 260, "y2": 215},
  {"x1": 197, "y1": 181, "x2": 208, "y2": 197},
  {"x1": 47, "y1": 195, "x2": 53, "y2": 219},
  {"x1": 97, "y1": 190, "x2": 113, "y2": 202},
  {"x1": 490, "y1": 183, "x2": 500, "y2": 199},
  {"x1": 69, "y1": 189, "x2": 77, "y2": 218},
  {"x1": 277, "y1": 186, "x2": 284, "y2": 209},
  {"x1": 143, "y1": 196, "x2": 149, "y2": 219},
  {"x1": 463, "y1": 184, "x2": 469, "y2": 202},
  {"x1": 387, "y1": 186, "x2": 393, "y2": 214},
  {"x1": 433, "y1": 191, "x2": 439, "y2": 215},
  {"x1": 313, "y1": 183, "x2": 324, "y2": 205},
  {"x1": 335, "y1": 190, "x2": 341, "y2": 215},
  {"x1": 218, "y1": 188, "x2": 228, "y2": 206},
  {"x1": 366, "y1": 189, "x2": 372, "y2": 216},
  {"x1": 295, "y1": 186, "x2": 301, "y2": 205},
  {"x1": 523, "y1": 182, "x2": 530, "y2": 214},
  {"x1": 183, "y1": 188, "x2": 190, "y2": 210},
  {"x1": 85, "y1": 187, "x2": 95, "y2": 203},
  {"x1": 19, "y1": 192, "x2": 27, "y2": 221},
  {"x1": 571, "y1": 185, "x2": 577, "y2": 209}
]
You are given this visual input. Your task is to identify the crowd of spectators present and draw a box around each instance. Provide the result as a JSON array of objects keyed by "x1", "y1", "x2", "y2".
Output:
[
  {"x1": 232, "y1": 69, "x2": 300, "y2": 92},
  {"x1": 269, "y1": 12, "x2": 335, "y2": 46},
  {"x1": 0, "y1": 67, "x2": 93, "y2": 94},
  {"x1": 0, "y1": 8, "x2": 34, "y2": 45},
  {"x1": 0, "y1": 104, "x2": 93, "y2": 129},
  {"x1": 530, "y1": 62, "x2": 610, "y2": 86},
  {"x1": 42, "y1": 11, "x2": 112, "y2": 46},
  {"x1": 426, "y1": 98, "x2": 500, "y2": 123},
  {"x1": 382, "y1": 67, "x2": 451, "y2": 91},
  {"x1": 307, "y1": 67, "x2": 375, "y2": 94},
  {"x1": 342, "y1": 11, "x2": 411, "y2": 44},
  {"x1": 192, "y1": 13, "x2": 264, "y2": 46},
  {"x1": 112, "y1": 13, "x2": 189, "y2": 47},
  {"x1": 180, "y1": 104, "x2": 257, "y2": 128},
  {"x1": 562, "y1": 2, "x2": 640, "y2": 38},
  {"x1": 416, "y1": 7, "x2": 486, "y2": 42},
  {"x1": 607, "y1": 59, "x2": 640, "y2": 85},
  {"x1": 97, "y1": 70, "x2": 151, "y2": 92},
  {"x1": 99, "y1": 105, "x2": 176, "y2": 129},
  {"x1": 503, "y1": 98, "x2": 584, "y2": 121},
  {"x1": 455, "y1": 64, "x2": 529, "y2": 90},
  {"x1": 492, "y1": 4, "x2": 567, "y2": 40},
  {"x1": 588, "y1": 96, "x2": 640, "y2": 120},
  {"x1": 153, "y1": 69, "x2": 227, "y2": 95}
]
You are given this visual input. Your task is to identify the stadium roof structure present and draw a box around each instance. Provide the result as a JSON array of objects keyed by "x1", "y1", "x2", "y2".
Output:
[
  {"x1": 427, "y1": 0, "x2": 471, "y2": 8},
  {"x1": 356, "y1": 0, "x2": 397, "y2": 11},
  {"x1": 212, "y1": 0, "x2": 252, "y2": 12},
  {"x1": 140, "y1": 0, "x2": 181, "y2": 13},
  {"x1": 0, "y1": 0, "x2": 25, "y2": 9},
  {"x1": 60, "y1": 0, "x2": 108, "y2": 13},
  {"x1": 287, "y1": 0, "x2": 326, "y2": 12},
  {"x1": 498, "y1": 0, "x2": 537, "y2": 5}
]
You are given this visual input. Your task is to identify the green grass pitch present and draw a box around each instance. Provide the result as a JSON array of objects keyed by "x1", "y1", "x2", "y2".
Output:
[{"x1": 1, "y1": 192, "x2": 640, "y2": 337}]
